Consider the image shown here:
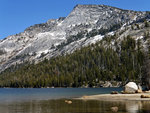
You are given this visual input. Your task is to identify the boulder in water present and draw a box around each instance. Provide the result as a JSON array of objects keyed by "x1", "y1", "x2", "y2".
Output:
[{"x1": 124, "y1": 82, "x2": 138, "y2": 93}]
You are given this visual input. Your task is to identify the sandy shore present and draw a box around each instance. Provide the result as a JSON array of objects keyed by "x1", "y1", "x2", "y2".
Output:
[{"x1": 76, "y1": 93, "x2": 150, "y2": 101}]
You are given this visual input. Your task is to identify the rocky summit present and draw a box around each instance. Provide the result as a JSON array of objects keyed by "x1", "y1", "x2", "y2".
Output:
[{"x1": 0, "y1": 4, "x2": 150, "y2": 72}]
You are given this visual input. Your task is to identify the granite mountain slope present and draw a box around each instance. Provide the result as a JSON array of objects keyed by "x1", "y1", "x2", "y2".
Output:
[{"x1": 0, "y1": 4, "x2": 150, "y2": 72}]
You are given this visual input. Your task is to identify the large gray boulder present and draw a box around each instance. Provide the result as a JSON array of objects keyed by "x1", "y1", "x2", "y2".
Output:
[{"x1": 124, "y1": 82, "x2": 138, "y2": 93}]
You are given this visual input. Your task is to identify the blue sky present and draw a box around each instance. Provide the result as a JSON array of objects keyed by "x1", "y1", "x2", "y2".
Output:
[{"x1": 0, "y1": 0, "x2": 150, "y2": 39}]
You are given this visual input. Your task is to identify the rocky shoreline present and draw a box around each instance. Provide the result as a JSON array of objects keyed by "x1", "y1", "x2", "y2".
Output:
[
  {"x1": 76, "y1": 82, "x2": 150, "y2": 101},
  {"x1": 76, "y1": 93, "x2": 150, "y2": 101}
]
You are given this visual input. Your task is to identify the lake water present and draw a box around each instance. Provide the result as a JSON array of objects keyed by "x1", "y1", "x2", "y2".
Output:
[{"x1": 0, "y1": 88, "x2": 149, "y2": 113}]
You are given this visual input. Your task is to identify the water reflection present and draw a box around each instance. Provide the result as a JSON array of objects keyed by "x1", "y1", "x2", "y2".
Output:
[
  {"x1": 0, "y1": 99, "x2": 150, "y2": 113},
  {"x1": 126, "y1": 101, "x2": 141, "y2": 113}
]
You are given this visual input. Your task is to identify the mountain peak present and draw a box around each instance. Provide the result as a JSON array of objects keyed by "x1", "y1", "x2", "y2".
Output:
[
  {"x1": 74, "y1": 4, "x2": 107, "y2": 9},
  {"x1": 0, "y1": 4, "x2": 149, "y2": 72}
]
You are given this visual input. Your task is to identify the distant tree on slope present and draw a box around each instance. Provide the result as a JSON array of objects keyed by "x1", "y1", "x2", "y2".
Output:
[{"x1": 142, "y1": 54, "x2": 150, "y2": 90}]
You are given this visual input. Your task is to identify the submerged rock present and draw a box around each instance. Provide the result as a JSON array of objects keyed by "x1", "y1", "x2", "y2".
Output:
[
  {"x1": 124, "y1": 82, "x2": 138, "y2": 93},
  {"x1": 111, "y1": 91, "x2": 119, "y2": 94},
  {"x1": 111, "y1": 107, "x2": 118, "y2": 112},
  {"x1": 65, "y1": 100, "x2": 72, "y2": 104}
]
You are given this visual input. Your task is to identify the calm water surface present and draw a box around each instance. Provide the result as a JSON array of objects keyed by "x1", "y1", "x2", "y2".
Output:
[{"x1": 0, "y1": 88, "x2": 149, "y2": 113}]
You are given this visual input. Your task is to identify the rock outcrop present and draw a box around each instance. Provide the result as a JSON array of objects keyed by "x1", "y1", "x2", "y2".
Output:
[{"x1": 124, "y1": 82, "x2": 138, "y2": 93}]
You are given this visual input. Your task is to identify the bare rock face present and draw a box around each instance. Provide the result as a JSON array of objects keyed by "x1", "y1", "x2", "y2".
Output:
[
  {"x1": 0, "y1": 4, "x2": 150, "y2": 72},
  {"x1": 125, "y1": 82, "x2": 138, "y2": 93}
]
